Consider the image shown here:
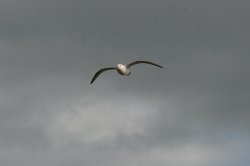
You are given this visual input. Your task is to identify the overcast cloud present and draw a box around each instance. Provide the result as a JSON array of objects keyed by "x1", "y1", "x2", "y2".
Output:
[{"x1": 0, "y1": 0, "x2": 250, "y2": 166}]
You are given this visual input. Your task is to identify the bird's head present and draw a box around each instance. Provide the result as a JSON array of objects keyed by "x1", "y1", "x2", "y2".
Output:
[{"x1": 117, "y1": 64, "x2": 123, "y2": 68}]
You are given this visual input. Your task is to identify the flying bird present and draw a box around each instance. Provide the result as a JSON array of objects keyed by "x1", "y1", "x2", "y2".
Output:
[{"x1": 90, "y1": 61, "x2": 164, "y2": 84}]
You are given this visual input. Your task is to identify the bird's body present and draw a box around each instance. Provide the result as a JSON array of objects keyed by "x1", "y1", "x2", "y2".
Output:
[
  {"x1": 90, "y1": 61, "x2": 164, "y2": 84},
  {"x1": 117, "y1": 64, "x2": 131, "y2": 75}
]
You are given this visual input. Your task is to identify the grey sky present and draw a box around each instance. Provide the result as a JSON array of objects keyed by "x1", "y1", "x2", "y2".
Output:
[{"x1": 0, "y1": 0, "x2": 250, "y2": 166}]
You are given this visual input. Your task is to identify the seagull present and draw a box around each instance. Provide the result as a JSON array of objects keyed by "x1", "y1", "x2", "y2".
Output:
[{"x1": 90, "y1": 61, "x2": 164, "y2": 84}]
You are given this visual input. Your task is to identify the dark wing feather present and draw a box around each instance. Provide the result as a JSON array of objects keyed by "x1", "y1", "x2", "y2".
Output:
[
  {"x1": 127, "y1": 61, "x2": 164, "y2": 69},
  {"x1": 90, "y1": 67, "x2": 116, "y2": 84}
]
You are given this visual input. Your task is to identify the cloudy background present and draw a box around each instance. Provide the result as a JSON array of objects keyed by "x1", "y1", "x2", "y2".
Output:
[{"x1": 0, "y1": 0, "x2": 250, "y2": 165}]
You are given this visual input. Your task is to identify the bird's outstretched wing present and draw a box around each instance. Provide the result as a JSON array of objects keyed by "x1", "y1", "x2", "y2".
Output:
[
  {"x1": 90, "y1": 67, "x2": 116, "y2": 84},
  {"x1": 127, "y1": 61, "x2": 164, "y2": 69}
]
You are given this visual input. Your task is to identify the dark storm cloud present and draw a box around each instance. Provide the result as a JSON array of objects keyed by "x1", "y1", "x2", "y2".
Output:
[{"x1": 0, "y1": 0, "x2": 250, "y2": 165}]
